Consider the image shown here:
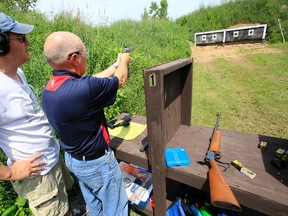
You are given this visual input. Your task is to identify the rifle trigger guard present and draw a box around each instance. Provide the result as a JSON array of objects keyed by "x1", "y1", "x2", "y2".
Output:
[{"x1": 206, "y1": 151, "x2": 215, "y2": 161}]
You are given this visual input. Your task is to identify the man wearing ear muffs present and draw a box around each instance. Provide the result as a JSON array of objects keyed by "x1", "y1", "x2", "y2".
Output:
[{"x1": 0, "y1": 12, "x2": 79, "y2": 216}]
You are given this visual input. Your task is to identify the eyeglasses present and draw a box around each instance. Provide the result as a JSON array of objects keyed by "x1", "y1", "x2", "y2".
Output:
[
  {"x1": 9, "y1": 34, "x2": 26, "y2": 43},
  {"x1": 67, "y1": 51, "x2": 89, "y2": 60}
]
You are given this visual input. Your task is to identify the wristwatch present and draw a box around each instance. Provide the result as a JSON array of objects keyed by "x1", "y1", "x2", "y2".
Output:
[{"x1": 113, "y1": 63, "x2": 118, "y2": 69}]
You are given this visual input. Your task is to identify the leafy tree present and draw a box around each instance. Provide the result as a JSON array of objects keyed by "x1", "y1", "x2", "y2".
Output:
[
  {"x1": 142, "y1": 0, "x2": 169, "y2": 21},
  {"x1": 141, "y1": 8, "x2": 149, "y2": 20},
  {"x1": 149, "y1": 2, "x2": 159, "y2": 19},
  {"x1": 1, "y1": 0, "x2": 37, "y2": 11},
  {"x1": 159, "y1": 0, "x2": 168, "y2": 20}
]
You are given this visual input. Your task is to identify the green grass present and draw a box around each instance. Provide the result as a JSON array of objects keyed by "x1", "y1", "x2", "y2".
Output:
[{"x1": 192, "y1": 43, "x2": 288, "y2": 139}]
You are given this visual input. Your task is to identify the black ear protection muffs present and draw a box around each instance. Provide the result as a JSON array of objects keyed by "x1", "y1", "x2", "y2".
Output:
[{"x1": 0, "y1": 33, "x2": 9, "y2": 56}]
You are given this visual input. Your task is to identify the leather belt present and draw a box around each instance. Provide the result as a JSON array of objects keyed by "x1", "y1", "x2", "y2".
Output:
[{"x1": 71, "y1": 150, "x2": 106, "y2": 161}]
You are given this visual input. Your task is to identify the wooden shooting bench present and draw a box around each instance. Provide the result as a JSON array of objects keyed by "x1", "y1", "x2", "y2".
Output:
[{"x1": 109, "y1": 58, "x2": 288, "y2": 216}]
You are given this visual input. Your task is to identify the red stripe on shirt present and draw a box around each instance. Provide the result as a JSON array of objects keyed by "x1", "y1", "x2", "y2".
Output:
[{"x1": 46, "y1": 76, "x2": 73, "y2": 91}]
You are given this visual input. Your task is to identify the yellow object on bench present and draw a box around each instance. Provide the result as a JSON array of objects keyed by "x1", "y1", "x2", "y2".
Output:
[{"x1": 108, "y1": 121, "x2": 147, "y2": 141}]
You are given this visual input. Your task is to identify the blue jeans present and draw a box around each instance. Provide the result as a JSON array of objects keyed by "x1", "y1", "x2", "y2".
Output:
[{"x1": 65, "y1": 148, "x2": 128, "y2": 216}]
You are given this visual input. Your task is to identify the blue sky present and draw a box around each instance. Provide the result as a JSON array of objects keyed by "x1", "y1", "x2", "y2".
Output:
[{"x1": 35, "y1": 0, "x2": 223, "y2": 26}]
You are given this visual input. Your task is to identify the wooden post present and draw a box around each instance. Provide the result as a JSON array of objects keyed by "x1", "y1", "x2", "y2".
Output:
[
  {"x1": 143, "y1": 58, "x2": 193, "y2": 215},
  {"x1": 278, "y1": 18, "x2": 286, "y2": 43}
]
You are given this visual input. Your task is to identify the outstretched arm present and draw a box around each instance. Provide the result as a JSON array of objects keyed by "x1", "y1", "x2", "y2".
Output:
[
  {"x1": 0, "y1": 153, "x2": 47, "y2": 181},
  {"x1": 113, "y1": 53, "x2": 130, "y2": 88}
]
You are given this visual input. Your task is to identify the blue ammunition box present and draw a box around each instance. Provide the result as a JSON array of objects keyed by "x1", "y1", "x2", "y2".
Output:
[{"x1": 165, "y1": 147, "x2": 190, "y2": 167}]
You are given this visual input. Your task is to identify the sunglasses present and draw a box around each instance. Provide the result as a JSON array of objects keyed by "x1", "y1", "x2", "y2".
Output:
[
  {"x1": 67, "y1": 51, "x2": 89, "y2": 60},
  {"x1": 9, "y1": 34, "x2": 27, "y2": 43}
]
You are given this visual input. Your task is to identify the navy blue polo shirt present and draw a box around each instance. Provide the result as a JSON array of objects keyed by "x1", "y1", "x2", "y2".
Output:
[{"x1": 42, "y1": 70, "x2": 119, "y2": 156}]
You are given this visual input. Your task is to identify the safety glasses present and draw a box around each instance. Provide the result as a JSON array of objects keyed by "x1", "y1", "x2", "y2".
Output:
[{"x1": 67, "y1": 51, "x2": 89, "y2": 60}]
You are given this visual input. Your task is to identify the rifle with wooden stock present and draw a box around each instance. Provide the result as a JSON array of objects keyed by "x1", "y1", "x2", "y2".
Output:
[{"x1": 203, "y1": 113, "x2": 242, "y2": 212}]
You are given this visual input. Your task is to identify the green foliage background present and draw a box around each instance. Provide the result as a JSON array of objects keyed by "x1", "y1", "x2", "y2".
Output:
[
  {"x1": 176, "y1": 0, "x2": 288, "y2": 43},
  {"x1": 0, "y1": 0, "x2": 287, "y2": 215}
]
